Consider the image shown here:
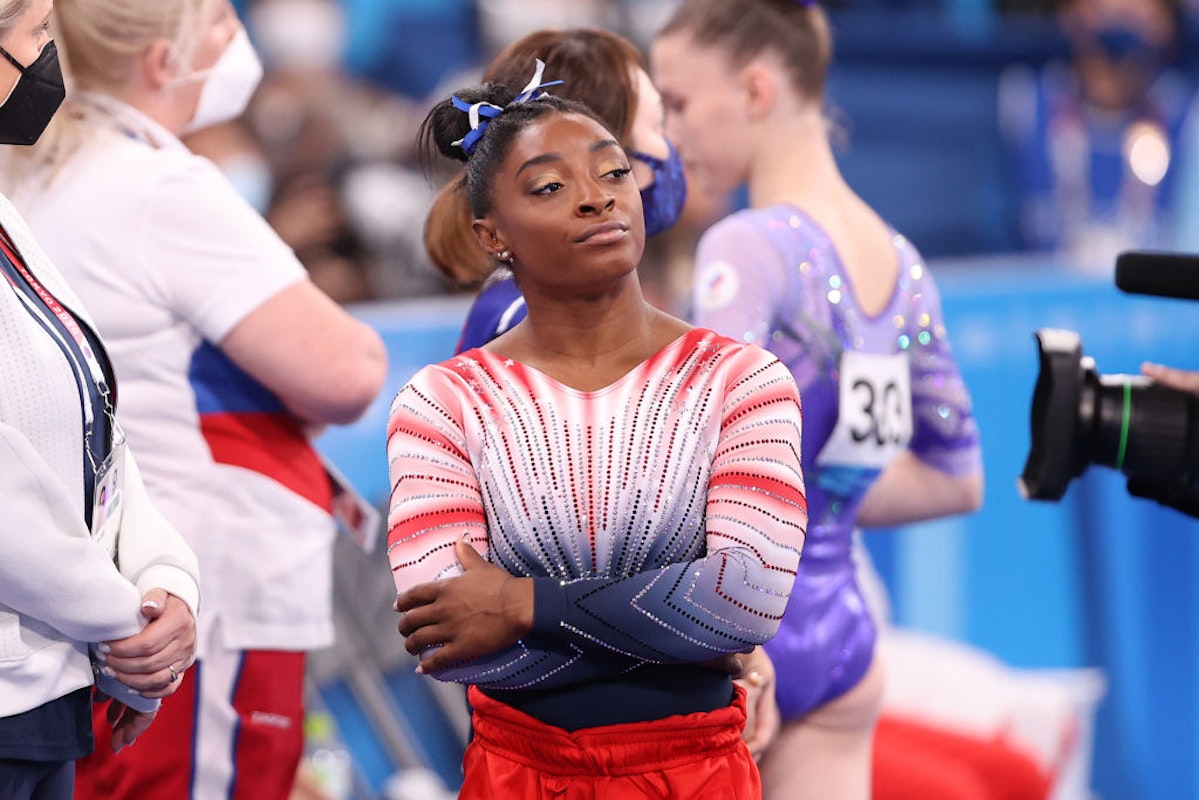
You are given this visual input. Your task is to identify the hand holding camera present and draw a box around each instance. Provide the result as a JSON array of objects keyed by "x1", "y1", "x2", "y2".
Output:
[
  {"x1": 1141, "y1": 363, "x2": 1199, "y2": 398},
  {"x1": 1019, "y1": 252, "x2": 1199, "y2": 520}
]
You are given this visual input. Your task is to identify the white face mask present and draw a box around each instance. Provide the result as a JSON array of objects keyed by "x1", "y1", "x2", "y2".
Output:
[{"x1": 182, "y1": 28, "x2": 264, "y2": 134}]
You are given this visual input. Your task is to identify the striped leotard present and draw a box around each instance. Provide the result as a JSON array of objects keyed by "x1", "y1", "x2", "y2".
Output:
[{"x1": 387, "y1": 328, "x2": 807, "y2": 728}]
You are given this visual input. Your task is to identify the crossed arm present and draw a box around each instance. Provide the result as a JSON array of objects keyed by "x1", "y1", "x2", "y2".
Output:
[{"x1": 386, "y1": 357, "x2": 807, "y2": 687}]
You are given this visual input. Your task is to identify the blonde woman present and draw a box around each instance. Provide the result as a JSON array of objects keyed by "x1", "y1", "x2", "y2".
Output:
[{"x1": 3, "y1": 1, "x2": 386, "y2": 798}]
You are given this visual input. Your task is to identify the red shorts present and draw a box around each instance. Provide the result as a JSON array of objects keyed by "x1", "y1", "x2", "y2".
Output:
[{"x1": 460, "y1": 684, "x2": 760, "y2": 800}]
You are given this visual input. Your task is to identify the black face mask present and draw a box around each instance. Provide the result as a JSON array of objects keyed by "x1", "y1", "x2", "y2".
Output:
[{"x1": 0, "y1": 41, "x2": 66, "y2": 146}]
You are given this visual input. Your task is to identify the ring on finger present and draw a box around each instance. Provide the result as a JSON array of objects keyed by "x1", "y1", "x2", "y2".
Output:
[{"x1": 168, "y1": 664, "x2": 179, "y2": 683}]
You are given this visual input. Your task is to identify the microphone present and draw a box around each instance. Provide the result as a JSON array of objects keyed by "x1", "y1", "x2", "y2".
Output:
[{"x1": 1115, "y1": 251, "x2": 1199, "y2": 301}]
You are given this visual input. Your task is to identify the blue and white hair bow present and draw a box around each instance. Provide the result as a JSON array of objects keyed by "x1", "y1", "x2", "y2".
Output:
[{"x1": 451, "y1": 58, "x2": 564, "y2": 156}]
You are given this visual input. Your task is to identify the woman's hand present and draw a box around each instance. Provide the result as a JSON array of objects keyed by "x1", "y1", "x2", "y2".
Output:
[
  {"x1": 394, "y1": 538, "x2": 533, "y2": 674},
  {"x1": 105, "y1": 701, "x2": 158, "y2": 754},
  {"x1": 99, "y1": 589, "x2": 197, "y2": 698},
  {"x1": 733, "y1": 646, "x2": 780, "y2": 760}
]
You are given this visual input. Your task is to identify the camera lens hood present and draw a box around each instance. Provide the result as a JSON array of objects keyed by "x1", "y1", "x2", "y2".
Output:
[{"x1": 1019, "y1": 329, "x2": 1085, "y2": 500}]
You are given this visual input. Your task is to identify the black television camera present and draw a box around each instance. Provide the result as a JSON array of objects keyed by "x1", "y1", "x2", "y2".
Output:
[{"x1": 1019, "y1": 252, "x2": 1199, "y2": 519}]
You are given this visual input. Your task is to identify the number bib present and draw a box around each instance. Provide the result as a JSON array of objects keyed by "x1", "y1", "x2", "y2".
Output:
[{"x1": 816, "y1": 351, "x2": 913, "y2": 471}]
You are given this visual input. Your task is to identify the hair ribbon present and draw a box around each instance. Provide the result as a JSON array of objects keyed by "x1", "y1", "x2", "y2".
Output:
[{"x1": 451, "y1": 58, "x2": 564, "y2": 155}]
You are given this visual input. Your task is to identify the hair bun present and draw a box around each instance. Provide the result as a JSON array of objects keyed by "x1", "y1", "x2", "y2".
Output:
[{"x1": 423, "y1": 81, "x2": 521, "y2": 163}]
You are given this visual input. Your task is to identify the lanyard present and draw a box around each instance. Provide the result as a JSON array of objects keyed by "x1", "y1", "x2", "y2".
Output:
[
  {"x1": 0, "y1": 232, "x2": 115, "y2": 477},
  {"x1": 0, "y1": 234, "x2": 109, "y2": 390}
]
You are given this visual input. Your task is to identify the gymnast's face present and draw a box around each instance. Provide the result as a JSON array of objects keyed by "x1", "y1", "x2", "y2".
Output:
[
  {"x1": 473, "y1": 112, "x2": 645, "y2": 297},
  {"x1": 652, "y1": 32, "x2": 755, "y2": 195}
]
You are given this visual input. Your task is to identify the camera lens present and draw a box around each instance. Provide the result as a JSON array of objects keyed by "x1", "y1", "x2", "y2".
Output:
[
  {"x1": 1019, "y1": 329, "x2": 1087, "y2": 500},
  {"x1": 1086, "y1": 374, "x2": 1195, "y2": 478},
  {"x1": 1020, "y1": 328, "x2": 1199, "y2": 503}
]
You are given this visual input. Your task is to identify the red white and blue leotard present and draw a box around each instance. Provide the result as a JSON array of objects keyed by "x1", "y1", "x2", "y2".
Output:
[{"x1": 387, "y1": 329, "x2": 807, "y2": 729}]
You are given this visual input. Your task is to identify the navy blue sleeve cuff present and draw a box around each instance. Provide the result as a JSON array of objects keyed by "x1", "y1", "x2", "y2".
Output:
[{"x1": 529, "y1": 576, "x2": 568, "y2": 645}]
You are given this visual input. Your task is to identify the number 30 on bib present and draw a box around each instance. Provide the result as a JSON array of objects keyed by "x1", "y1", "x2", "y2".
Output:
[{"x1": 816, "y1": 351, "x2": 914, "y2": 470}]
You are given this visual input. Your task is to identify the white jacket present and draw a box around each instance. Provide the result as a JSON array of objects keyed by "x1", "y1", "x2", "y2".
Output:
[
  {"x1": 0, "y1": 191, "x2": 200, "y2": 718},
  {"x1": 17, "y1": 97, "x2": 332, "y2": 655}
]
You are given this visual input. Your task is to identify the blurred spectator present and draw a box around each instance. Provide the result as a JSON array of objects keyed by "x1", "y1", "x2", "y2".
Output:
[
  {"x1": 183, "y1": 121, "x2": 273, "y2": 215},
  {"x1": 476, "y1": 0, "x2": 622, "y2": 59},
  {"x1": 227, "y1": 0, "x2": 744, "y2": 304},
  {"x1": 232, "y1": 0, "x2": 479, "y2": 99},
  {"x1": 999, "y1": 0, "x2": 1197, "y2": 268},
  {"x1": 342, "y1": 0, "x2": 481, "y2": 100},
  {"x1": 199, "y1": 0, "x2": 448, "y2": 301}
]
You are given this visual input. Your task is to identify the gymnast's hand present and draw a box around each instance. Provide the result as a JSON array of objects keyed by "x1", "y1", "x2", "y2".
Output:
[
  {"x1": 394, "y1": 537, "x2": 534, "y2": 673},
  {"x1": 733, "y1": 646, "x2": 780, "y2": 760}
]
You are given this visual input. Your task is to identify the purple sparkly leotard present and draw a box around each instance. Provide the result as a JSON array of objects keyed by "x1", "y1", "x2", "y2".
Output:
[{"x1": 691, "y1": 204, "x2": 982, "y2": 721}]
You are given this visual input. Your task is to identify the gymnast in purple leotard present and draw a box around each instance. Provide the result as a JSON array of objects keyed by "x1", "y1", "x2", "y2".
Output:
[
  {"x1": 690, "y1": 206, "x2": 982, "y2": 719},
  {"x1": 654, "y1": 1, "x2": 983, "y2": 797}
]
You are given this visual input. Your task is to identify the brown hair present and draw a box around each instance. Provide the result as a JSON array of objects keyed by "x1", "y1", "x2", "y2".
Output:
[
  {"x1": 424, "y1": 28, "x2": 646, "y2": 289},
  {"x1": 659, "y1": 0, "x2": 832, "y2": 102},
  {"x1": 484, "y1": 29, "x2": 644, "y2": 143},
  {"x1": 423, "y1": 175, "x2": 493, "y2": 287}
]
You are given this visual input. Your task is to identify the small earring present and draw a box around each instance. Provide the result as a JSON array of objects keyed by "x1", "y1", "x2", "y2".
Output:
[{"x1": 498, "y1": 250, "x2": 512, "y2": 262}]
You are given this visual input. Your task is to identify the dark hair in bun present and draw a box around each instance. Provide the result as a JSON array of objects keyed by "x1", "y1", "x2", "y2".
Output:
[{"x1": 418, "y1": 79, "x2": 614, "y2": 217}]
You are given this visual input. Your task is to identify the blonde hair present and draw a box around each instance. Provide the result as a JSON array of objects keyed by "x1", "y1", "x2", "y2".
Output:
[
  {"x1": 54, "y1": 0, "x2": 215, "y2": 93},
  {"x1": 0, "y1": 1, "x2": 31, "y2": 30},
  {"x1": 0, "y1": 0, "x2": 216, "y2": 195}
]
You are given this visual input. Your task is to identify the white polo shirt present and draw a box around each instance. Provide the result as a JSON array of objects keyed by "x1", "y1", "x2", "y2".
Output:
[{"x1": 15, "y1": 94, "x2": 335, "y2": 655}]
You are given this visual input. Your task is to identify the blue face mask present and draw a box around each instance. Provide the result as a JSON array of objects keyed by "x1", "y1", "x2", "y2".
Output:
[
  {"x1": 630, "y1": 139, "x2": 688, "y2": 237},
  {"x1": 1093, "y1": 25, "x2": 1159, "y2": 68}
]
